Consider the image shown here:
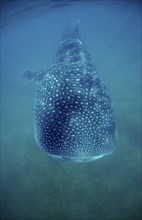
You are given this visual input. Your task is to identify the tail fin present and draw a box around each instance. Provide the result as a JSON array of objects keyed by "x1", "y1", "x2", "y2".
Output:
[{"x1": 62, "y1": 20, "x2": 80, "y2": 40}]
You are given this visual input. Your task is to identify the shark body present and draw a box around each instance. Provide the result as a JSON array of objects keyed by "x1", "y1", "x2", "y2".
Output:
[{"x1": 23, "y1": 22, "x2": 116, "y2": 163}]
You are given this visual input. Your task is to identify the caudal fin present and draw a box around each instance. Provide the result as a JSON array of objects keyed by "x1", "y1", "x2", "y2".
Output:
[{"x1": 62, "y1": 19, "x2": 80, "y2": 40}]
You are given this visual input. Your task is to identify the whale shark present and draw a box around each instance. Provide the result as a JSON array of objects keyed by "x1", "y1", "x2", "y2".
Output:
[{"x1": 23, "y1": 21, "x2": 117, "y2": 163}]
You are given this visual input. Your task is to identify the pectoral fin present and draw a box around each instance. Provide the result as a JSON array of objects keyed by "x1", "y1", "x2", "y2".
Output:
[{"x1": 23, "y1": 69, "x2": 47, "y2": 83}]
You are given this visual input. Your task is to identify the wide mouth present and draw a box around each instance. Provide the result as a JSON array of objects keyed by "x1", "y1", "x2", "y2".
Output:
[{"x1": 48, "y1": 153, "x2": 106, "y2": 163}]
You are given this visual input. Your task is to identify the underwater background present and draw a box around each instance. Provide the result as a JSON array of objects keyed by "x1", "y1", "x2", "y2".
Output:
[{"x1": 0, "y1": 0, "x2": 141, "y2": 220}]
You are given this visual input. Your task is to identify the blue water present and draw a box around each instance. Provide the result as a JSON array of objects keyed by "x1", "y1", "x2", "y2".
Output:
[{"x1": 1, "y1": 1, "x2": 141, "y2": 220}]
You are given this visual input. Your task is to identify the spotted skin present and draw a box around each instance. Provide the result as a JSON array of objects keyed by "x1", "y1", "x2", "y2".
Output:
[{"x1": 24, "y1": 23, "x2": 116, "y2": 163}]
